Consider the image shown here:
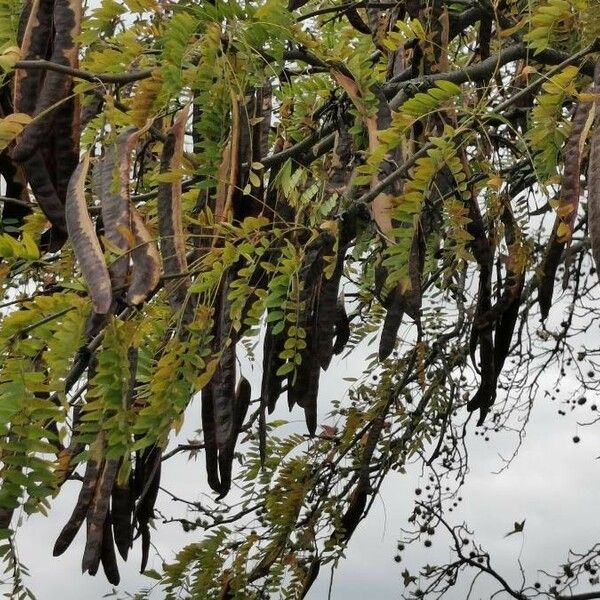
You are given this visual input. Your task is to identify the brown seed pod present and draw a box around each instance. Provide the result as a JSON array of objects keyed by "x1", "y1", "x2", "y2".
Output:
[
  {"x1": 379, "y1": 295, "x2": 404, "y2": 361},
  {"x1": 24, "y1": 152, "x2": 67, "y2": 249},
  {"x1": 0, "y1": 153, "x2": 30, "y2": 226},
  {"x1": 158, "y1": 106, "x2": 190, "y2": 312},
  {"x1": 134, "y1": 447, "x2": 161, "y2": 573},
  {"x1": 537, "y1": 222, "x2": 564, "y2": 321},
  {"x1": 100, "y1": 510, "x2": 120, "y2": 585},
  {"x1": 332, "y1": 297, "x2": 350, "y2": 356},
  {"x1": 202, "y1": 385, "x2": 224, "y2": 495},
  {"x1": 217, "y1": 376, "x2": 251, "y2": 497},
  {"x1": 12, "y1": 0, "x2": 82, "y2": 162},
  {"x1": 66, "y1": 154, "x2": 112, "y2": 315},
  {"x1": 214, "y1": 280, "x2": 236, "y2": 451},
  {"x1": 588, "y1": 82, "x2": 600, "y2": 272},
  {"x1": 111, "y1": 474, "x2": 133, "y2": 561},
  {"x1": 51, "y1": 94, "x2": 80, "y2": 203},
  {"x1": 127, "y1": 207, "x2": 161, "y2": 305},
  {"x1": 13, "y1": 0, "x2": 54, "y2": 116},
  {"x1": 53, "y1": 435, "x2": 104, "y2": 557},
  {"x1": 556, "y1": 95, "x2": 595, "y2": 244},
  {"x1": 93, "y1": 143, "x2": 130, "y2": 292},
  {"x1": 261, "y1": 324, "x2": 286, "y2": 414},
  {"x1": 339, "y1": 416, "x2": 385, "y2": 541},
  {"x1": 82, "y1": 458, "x2": 119, "y2": 574}
]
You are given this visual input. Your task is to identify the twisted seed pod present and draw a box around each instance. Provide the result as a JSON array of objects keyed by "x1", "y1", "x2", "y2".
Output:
[{"x1": 66, "y1": 154, "x2": 112, "y2": 314}]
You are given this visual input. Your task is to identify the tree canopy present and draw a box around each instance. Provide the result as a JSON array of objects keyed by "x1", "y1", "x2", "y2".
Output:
[{"x1": 0, "y1": 0, "x2": 600, "y2": 597}]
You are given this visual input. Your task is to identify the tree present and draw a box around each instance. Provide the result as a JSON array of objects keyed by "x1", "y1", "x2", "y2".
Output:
[{"x1": 0, "y1": 0, "x2": 599, "y2": 597}]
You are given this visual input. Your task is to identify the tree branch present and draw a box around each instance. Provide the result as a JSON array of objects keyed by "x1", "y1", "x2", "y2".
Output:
[{"x1": 13, "y1": 60, "x2": 153, "y2": 84}]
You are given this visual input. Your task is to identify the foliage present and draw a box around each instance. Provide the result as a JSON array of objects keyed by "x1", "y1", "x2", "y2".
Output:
[{"x1": 0, "y1": 0, "x2": 599, "y2": 598}]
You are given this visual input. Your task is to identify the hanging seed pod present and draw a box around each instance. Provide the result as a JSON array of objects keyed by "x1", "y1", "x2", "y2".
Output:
[
  {"x1": 111, "y1": 473, "x2": 133, "y2": 561},
  {"x1": 587, "y1": 67, "x2": 600, "y2": 272},
  {"x1": 13, "y1": 0, "x2": 54, "y2": 116},
  {"x1": 158, "y1": 106, "x2": 190, "y2": 312},
  {"x1": 217, "y1": 376, "x2": 251, "y2": 496},
  {"x1": 53, "y1": 435, "x2": 104, "y2": 556},
  {"x1": 65, "y1": 153, "x2": 112, "y2": 315},
  {"x1": 134, "y1": 447, "x2": 161, "y2": 573},
  {"x1": 127, "y1": 206, "x2": 161, "y2": 305},
  {"x1": 12, "y1": 0, "x2": 82, "y2": 162},
  {"x1": 100, "y1": 510, "x2": 120, "y2": 585},
  {"x1": 81, "y1": 458, "x2": 119, "y2": 575}
]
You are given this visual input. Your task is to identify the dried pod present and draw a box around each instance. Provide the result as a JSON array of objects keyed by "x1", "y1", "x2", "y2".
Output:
[
  {"x1": 12, "y1": 0, "x2": 82, "y2": 162},
  {"x1": 65, "y1": 153, "x2": 112, "y2": 314},
  {"x1": 82, "y1": 459, "x2": 119, "y2": 574},
  {"x1": 158, "y1": 106, "x2": 190, "y2": 312},
  {"x1": 53, "y1": 436, "x2": 104, "y2": 557}
]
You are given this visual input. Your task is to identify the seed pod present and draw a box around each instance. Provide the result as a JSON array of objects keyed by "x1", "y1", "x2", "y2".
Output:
[
  {"x1": 93, "y1": 145, "x2": 127, "y2": 281},
  {"x1": 211, "y1": 271, "x2": 237, "y2": 455},
  {"x1": 135, "y1": 448, "x2": 161, "y2": 573},
  {"x1": 16, "y1": 0, "x2": 34, "y2": 45},
  {"x1": 111, "y1": 474, "x2": 133, "y2": 561},
  {"x1": 378, "y1": 294, "x2": 404, "y2": 361},
  {"x1": 100, "y1": 510, "x2": 120, "y2": 585},
  {"x1": 300, "y1": 328, "x2": 321, "y2": 436},
  {"x1": 53, "y1": 435, "x2": 104, "y2": 556},
  {"x1": 339, "y1": 416, "x2": 384, "y2": 541},
  {"x1": 93, "y1": 130, "x2": 137, "y2": 292},
  {"x1": 345, "y1": 6, "x2": 370, "y2": 34},
  {"x1": 332, "y1": 297, "x2": 350, "y2": 355},
  {"x1": 288, "y1": 233, "x2": 334, "y2": 433},
  {"x1": 299, "y1": 559, "x2": 322, "y2": 599},
  {"x1": 588, "y1": 82, "x2": 600, "y2": 273},
  {"x1": 201, "y1": 386, "x2": 223, "y2": 495},
  {"x1": 52, "y1": 95, "x2": 80, "y2": 203},
  {"x1": 24, "y1": 152, "x2": 67, "y2": 249},
  {"x1": 556, "y1": 95, "x2": 595, "y2": 245},
  {"x1": 66, "y1": 153, "x2": 112, "y2": 315},
  {"x1": 317, "y1": 239, "x2": 348, "y2": 369},
  {"x1": 12, "y1": 0, "x2": 82, "y2": 162},
  {"x1": 261, "y1": 322, "x2": 286, "y2": 414},
  {"x1": 466, "y1": 265, "x2": 495, "y2": 424},
  {"x1": 217, "y1": 376, "x2": 251, "y2": 497},
  {"x1": 82, "y1": 458, "x2": 119, "y2": 574},
  {"x1": 537, "y1": 222, "x2": 564, "y2": 321},
  {"x1": 127, "y1": 207, "x2": 161, "y2": 305},
  {"x1": 158, "y1": 106, "x2": 190, "y2": 312},
  {"x1": 13, "y1": 0, "x2": 54, "y2": 116},
  {"x1": 340, "y1": 485, "x2": 367, "y2": 541}
]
